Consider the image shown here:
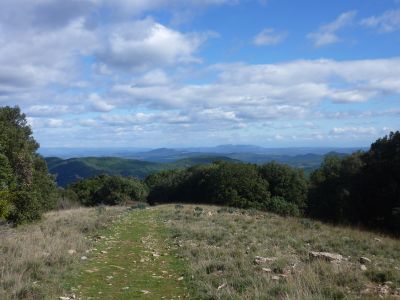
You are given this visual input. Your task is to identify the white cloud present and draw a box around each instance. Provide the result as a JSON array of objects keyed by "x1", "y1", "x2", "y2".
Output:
[
  {"x1": 330, "y1": 126, "x2": 377, "y2": 135},
  {"x1": 26, "y1": 105, "x2": 76, "y2": 117},
  {"x1": 88, "y1": 93, "x2": 115, "y2": 112},
  {"x1": 135, "y1": 69, "x2": 170, "y2": 86},
  {"x1": 97, "y1": 19, "x2": 205, "y2": 71},
  {"x1": 113, "y1": 58, "x2": 400, "y2": 114},
  {"x1": 253, "y1": 28, "x2": 287, "y2": 46},
  {"x1": 361, "y1": 9, "x2": 400, "y2": 33},
  {"x1": 307, "y1": 11, "x2": 357, "y2": 47},
  {"x1": 0, "y1": 17, "x2": 99, "y2": 94}
]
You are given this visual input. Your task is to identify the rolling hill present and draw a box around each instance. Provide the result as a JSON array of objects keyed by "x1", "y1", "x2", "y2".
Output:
[
  {"x1": 46, "y1": 155, "x2": 239, "y2": 187},
  {"x1": 46, "y1": 151, "x2": 349, "y2": 187}
]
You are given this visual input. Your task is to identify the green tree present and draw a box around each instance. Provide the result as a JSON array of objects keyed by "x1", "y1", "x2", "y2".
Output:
[
  {"x1": 307, "y1": 153, "x2": 364, "y2": 222},
  {"x1": 70, "y1": 175, "x2": 148, "y2": 206},
  {"x1": 258, "y1": 162, "x2": 308, "y2": 211},
  {"x1": 0, "y1": 106, "x2": 57, "y2": 223},
  {"x1": 361, "y1": 131, "x2": 400, "y2": 230}
]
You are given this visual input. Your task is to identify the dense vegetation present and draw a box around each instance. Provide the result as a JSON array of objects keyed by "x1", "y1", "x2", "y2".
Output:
[
  {"x1": 0, "y1": 106, "x2": 57, "y2": 224},
  {"x1": 308, "y1": 131, "x2": 400, "y2": 232},
  {"x1": 69, "y1": 175, "x2": 148, "y2": 206},
  {"x1": 145, "y1": 162, "x2": 306, "y2": 216}
]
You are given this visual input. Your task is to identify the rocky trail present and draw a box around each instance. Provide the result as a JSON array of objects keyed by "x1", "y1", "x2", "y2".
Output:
[{"x1": 62, "y1": 208, "x2": 187, "y2": 300}]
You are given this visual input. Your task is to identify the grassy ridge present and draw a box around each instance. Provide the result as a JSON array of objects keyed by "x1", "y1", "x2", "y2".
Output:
[
  {"x1": 161, "y1": 204, "x2": 400, "y2": 299},
  {"x1": 3, "y1": 205, "x2": 400, "y2": 299}
]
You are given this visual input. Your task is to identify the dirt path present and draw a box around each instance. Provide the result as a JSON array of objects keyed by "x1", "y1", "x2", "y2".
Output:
[{"x1": 64, "y1": 208, "x2": 187, "y2": 299}]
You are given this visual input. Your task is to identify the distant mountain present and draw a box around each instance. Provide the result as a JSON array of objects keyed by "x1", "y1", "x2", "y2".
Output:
[
  {"x1": 46, "y1": 155, "x2": 237, "y2": 187},
  {"x1": 40, "y1": 145, "x2": 365, "y2": 159},
  {"x1": 45, "y1": 148, "x2": 354, "y2": 187}
]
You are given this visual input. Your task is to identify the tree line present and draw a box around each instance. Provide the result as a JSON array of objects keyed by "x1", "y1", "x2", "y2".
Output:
[{"x1": 0, "y1": 106, "x2": 399, "y2": 234}]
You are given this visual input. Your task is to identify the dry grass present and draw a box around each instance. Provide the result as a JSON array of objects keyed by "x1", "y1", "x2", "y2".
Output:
[
  {"x1": 160, "y1": 204, "x2": 400, "y2": 300},
  {"x1": 0, "y1": 206, "x2": 125, "y2": 300}
]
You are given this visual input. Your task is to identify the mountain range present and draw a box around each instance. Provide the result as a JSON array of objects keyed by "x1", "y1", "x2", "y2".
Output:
[{"x1": 44, "y1": 145, "x2": 362, "y2": 187}]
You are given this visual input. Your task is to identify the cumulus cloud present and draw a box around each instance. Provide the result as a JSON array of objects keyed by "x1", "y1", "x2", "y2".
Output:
[
  {"x1": 88, "y1": 93, "x2": 115, "y2": 112},
  {"x1": 0, "y1": 17, "x2": 98, "y2": 94},
  {"x1": 1, "y1": 0, "x2": 397, "y2": 146},
  {"x1": 253, "y1": 28, "x2": 287, "y2": 46},
  {"x1": 133, "y1": 69, "x2": 170, "y2": 87},
  {"x1": 97, "y1": 19, "x2": 204, "y2": 71},
  {"x1": 330, "y1": 126, "x2": 377, "y2": 135},
  {"x1": 307, "y1": 11, "x2": 357, "y2": 47},
  {"x1": 113, "y1": 58, "x2": 400, "y2": 112},
  {"x1": 361, "y1": 9, "x2": 400, "y2": 32}
]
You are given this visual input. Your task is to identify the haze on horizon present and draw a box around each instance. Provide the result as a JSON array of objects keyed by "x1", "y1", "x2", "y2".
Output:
[{"x1": 0, "y1": 0, "x2": 399, "y2": 148}]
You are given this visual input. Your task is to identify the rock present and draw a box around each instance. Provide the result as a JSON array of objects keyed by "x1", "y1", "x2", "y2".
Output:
[
  {"x1": 80, "y1": 256, "x2": 87, "y2": 260},
  {"x1": 67, "y1": 249, "x2": 76, "y2": 255},
  {"x1": 217, "y1": 283, "x2": 227, "y2": 290},
  {"x1": 262, "y1": 268, "x2": 272, "y2": 273},
  {"x1": 254, "y1": 256, "x2": 277, "y2": 264},
  {"x1": 360, "y1": 257, "x2": 371, "y2": 264},
  {"x1": 58, "y1": 296, "x2": 75, "y2": 300},
  {"x1": 309, "y1": 251, "x2": 343, "y2": 262},
  {"x1": 360, "y1": 264, "x2": 367, "y2": 271},
  {"x1": 378, "y1": 284, "x2": 390, "y2": 295}
]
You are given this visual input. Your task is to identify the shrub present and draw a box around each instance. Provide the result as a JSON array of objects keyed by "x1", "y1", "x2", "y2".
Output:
[
  {"x1": 265, "y1": 196, "x2": 300, "y2": 217},
  {"x1": 0, "y1": 190, "x2": 14, "y2": 219},
  {"x1": 8, "y1": 190, "x2": 42, "y2": 224},
  {"x1": 70, "y1": 175, "x2": 148, "y2": 206}
]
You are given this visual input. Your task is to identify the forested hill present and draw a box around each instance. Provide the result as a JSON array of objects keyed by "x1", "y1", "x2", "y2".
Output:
[
  {"x1": 45, "y1": 156, "x2": 239, "y2": 187},
  {"x1": 46, "y1": 152, "x2": 348, "y2": 187}
]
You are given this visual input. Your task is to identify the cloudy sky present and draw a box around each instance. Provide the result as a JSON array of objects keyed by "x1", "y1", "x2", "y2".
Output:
[{"x1": 1, "y1": 0, "x2": 399, "y2": 148}]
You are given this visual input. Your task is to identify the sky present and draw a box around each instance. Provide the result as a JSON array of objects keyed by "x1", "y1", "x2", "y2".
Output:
[{"x1": 0, "y1": 0, "x2": 399, "y2": 148}]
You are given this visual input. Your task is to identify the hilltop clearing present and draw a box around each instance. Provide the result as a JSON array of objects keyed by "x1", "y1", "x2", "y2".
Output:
[{"x1": 2, "y1": 205, "x2": 400, "y2": 299}]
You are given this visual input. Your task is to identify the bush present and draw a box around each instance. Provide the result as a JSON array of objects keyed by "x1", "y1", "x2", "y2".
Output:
[
  {"x1": 70, "y1": 175, "x2": 148, "y2": 206},
  {"x1": 8, "y1": 190, "x2": 42, "y2": 224},
  {"x1": 265, "y1": 196, "x2": 300, "y2": 217},
  {"x1": 0, "y1": 190, "x2": 14, "y2": 219}
]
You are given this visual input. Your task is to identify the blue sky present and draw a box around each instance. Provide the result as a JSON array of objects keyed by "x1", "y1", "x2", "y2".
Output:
[{"x1": 0, "y1": 0, "x2": 399, "y2": 148}]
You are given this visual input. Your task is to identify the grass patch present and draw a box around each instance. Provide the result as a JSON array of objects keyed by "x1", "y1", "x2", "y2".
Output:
[
  {"x1": 0, "y1": 207, "x2": 124, "y2": 300},
  {"x1": 63, "y1": 208, "x2": 187, "y2": 299}
]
